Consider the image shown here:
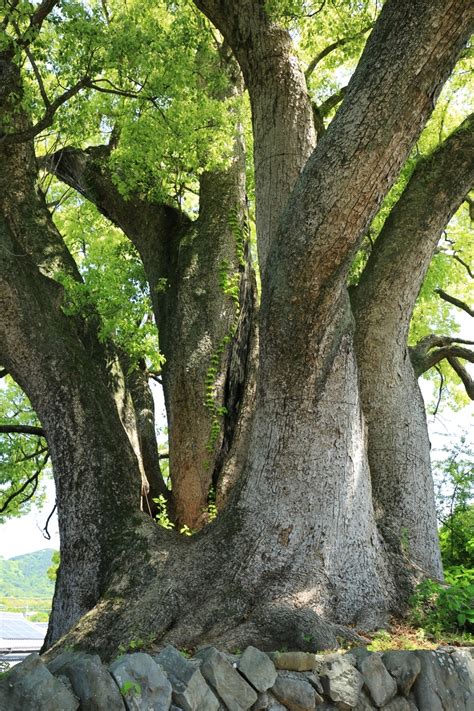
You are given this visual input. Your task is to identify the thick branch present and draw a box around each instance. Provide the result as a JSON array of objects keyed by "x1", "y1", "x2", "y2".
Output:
[
  {"x1": 418, "y1": 345, "x2": 474, "y2": 373},
  {"x1": 0, "y1": 424, "x2": 46, "y2": 436},
  {"x1": 29, "y1": 0, "x2": 59, "y2": 31},
  {"x1": 262, "y1": 0, "x2": 473, "y2": 392},
  {"x1": 410, "y1": 334, "x2": 474, "y2": 375},
  {"x1": 193, "y1": 0, "x2": 316, "y2": 272},
  {"x1": 435, "y1": 288, "x2": 474, "y2": 317},
  {"x1": 352, "y1": 111, "x2": 474, "y2": 347},
  {"x1": 305, "y1": 26, "x2": 373, "y2": 79},
  {"x1": 0, "y1": 368, "x2": 8, "y2": 378},
  {"x1": 448, "y1": 356, "x2": 474, "y2": 399}
]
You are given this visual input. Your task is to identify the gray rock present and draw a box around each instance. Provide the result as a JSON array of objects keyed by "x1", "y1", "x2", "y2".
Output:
[
  {"x1": 195, "y1": 646, "x2": 258, "y2": 711},
  {"x1": 0, "y1": 652, "x2": 79, "y2": 711},
  {"x1": 253, "y1": 691, "x2": 271, "y2": 710},
  {"x1": 304, "y1": 671, "x2": 324, "y2": 695},
  {"x1": 154, "y1": 645, "x2": 219, "y2": 711},
  {"x1": 252, "y1": 691, "x2": 287, "y2": 710},
  {"x1": 351, "y1": 648, "x2": 372, "y2": 670},
  {"x1": 269, "y1": 652, "x2": 317, "y2": 672},
  {"x1": 319, "y1": 655, "x2": 364, "y2": 710},
  {"x1": 383, "y1": 651, "x2": 421, "y2": 697},
  {"x1": 360, "y1": 652, "x2": 397, "y2": 707},
  {"x1": 271, "y1": 672, "x2": 316, "y2": 710},
  {"x1": 48, "y1": 651, "x2": 125, "y2": 710},
  {"x1": 412, "y1": 650, "x2": 472, "y2": 711},
  {"x1": 354, "y1": 690, "x2": 376, "y2": 710},
  {"x1": 239, "y1": 646, "x2": 277, "y2": 692},
  {"x1": 380, "y1": 697, "x2": 411, "y2": 711},
  {"x1": 109, "y1": 652, "x2": 172, "y2": 711},
  {"x1": 452, "y1": 648, "x2": 474, "y2": 706}
]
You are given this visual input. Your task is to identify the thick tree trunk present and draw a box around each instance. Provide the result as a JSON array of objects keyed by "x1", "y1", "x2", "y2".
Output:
[
  {"x1": 194, "y1": 0, "x2": 316, "y2": 272},
  {"x1": 2, "y1": 0, "x2": 472, "y2": 660},
  {"x1": 0, "y1": 51, "x2": 148, "y2": 646},
  {"x1": 43, "y1": 136, "x2": 256, "y2": 529},
  {"x1": 34, "y1": 0, "x2": 472, "y2": 659},
  {"x1": 352, "y1": 115, "x2": 474, "y2": 581}
]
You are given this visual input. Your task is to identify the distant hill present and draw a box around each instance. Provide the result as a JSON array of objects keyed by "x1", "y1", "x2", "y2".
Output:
[{"x1": 0, "y1": 549, "x2": 56, "y2": 599}]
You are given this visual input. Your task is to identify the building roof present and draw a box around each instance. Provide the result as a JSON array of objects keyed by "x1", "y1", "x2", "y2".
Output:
[{"x1": 0, "y1": 612, "x2": 45, "y2": 642}]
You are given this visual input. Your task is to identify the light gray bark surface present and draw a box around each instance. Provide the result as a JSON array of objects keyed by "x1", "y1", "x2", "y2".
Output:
[
  {"x1": 43, "y1": 131, "x2": 256, "y2": 529},
  {"x1": 352, "y1": 115, "x2": 474, "y2": 581},
  {"x1": 1, "y1": 0, "x2": 472, "y2": 658}
]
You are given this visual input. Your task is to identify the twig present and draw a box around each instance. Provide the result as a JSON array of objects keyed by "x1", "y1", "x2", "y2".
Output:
[
  {"x1": 42, "y1": 501, "x2": 57, "y2": 540},
  {"x1": 432, "y1": 365, "x2": 444, "y2": 417}
]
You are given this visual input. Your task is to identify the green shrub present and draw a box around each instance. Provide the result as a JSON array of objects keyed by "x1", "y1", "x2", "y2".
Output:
[{"x1": 410, "y1": 565, "x2": 474, "y2": 634}]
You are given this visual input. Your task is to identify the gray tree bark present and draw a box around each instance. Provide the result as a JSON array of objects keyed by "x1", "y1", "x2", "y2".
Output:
[
  {"x1": 352, "y1": 115, "x2": 474, "y2": 584},
  {"x1": 43, "y1": 131, "x2": 257, "y2": 529},
  {"x1": 0, "y1": 50, "x2": 147, "y2": 646},
  {"x1": 1, "y1": 0, "x2": 472, "y2": 657}
]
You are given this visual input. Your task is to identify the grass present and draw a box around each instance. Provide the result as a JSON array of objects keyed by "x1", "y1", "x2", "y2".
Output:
[{"x1": 359, "y1": 623, "x2": 474, "y2": 652}]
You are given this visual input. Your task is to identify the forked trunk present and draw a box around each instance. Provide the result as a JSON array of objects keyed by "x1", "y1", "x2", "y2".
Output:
[{"x1": 352, "y1": 114, "x2": 474, "y2": 581}]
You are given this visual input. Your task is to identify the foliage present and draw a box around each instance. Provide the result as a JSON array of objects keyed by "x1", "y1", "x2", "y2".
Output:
[
  {"x1": 120, "y1": 680, "x2": 141, "y2": 697},
  {"x1": 47, "y1": 550, "x2": 60, "y2": 582},
  {"x1": 409, "y1": 566, "x2": 474, "y2": 635},
  {"x1": 51, "y1": 193, "x2": 163, "y2": 372},
  {"x1": 153, "y1": 495, "x2": 194, "y2": 535},
  {"x1": 440, "y1": 507, "x2": 474, "y2": 569},
  {"x1": 434, "y1": 436, "x2": 474, "y2": 568},
  {"x1": 0, "y1": 550, "x2": 56, "y2": 599},
  {"x1": 0, "y1": 378, "x2": 50, "y2": 521}
]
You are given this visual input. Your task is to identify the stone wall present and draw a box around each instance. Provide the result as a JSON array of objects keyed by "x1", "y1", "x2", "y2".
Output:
[{"x1": 0, "y1": 643, "x2": 472, "y2": 710}]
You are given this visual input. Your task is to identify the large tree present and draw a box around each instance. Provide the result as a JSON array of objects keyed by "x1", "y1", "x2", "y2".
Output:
[{"x1": 0, "y1": 0, "x2": 473, "y2": 657}]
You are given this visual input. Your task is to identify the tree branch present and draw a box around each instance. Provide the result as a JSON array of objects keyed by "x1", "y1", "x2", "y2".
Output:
[
  {"x1": 29, "y1": 0, "x2": 59, "y2": 32},
  {"x1": 0, "y1": 424, "x2": 46, "y2": 436},
  {"x1": 0, "y1": 369, "x2": 8, "y2": 378},
  {"x1": 435, "y1": 288, "x2": 474, "y2": 317},
  {"x1": 432, "y1": 365, "x2": 444, "y2": 416},
  {"x1": 0, "y1": 76, "x2": 91, "y2": 145},
  {"x1": 42, "y1": 500, "x2": 57, "y2": 540},
  {"x1": 312, "y1": 86, "x2": 347, "y2": 138},
  {"x1": 448, "y1": 356, "x2": 474, "y2": 399},
  {"x1": 452, "y1": 253, "x2": 474, "y2": 279},
  {"x1": 421, "y1": 344, "x2": 474, "y2": 372},
  {"x1": 0, "y1": 472, "x2": 39, "y2": 514},
  {"x1": 24, "y1": 45, "x2": 50, "y2": 107},
  {"x1": 305, "y1": 25, "x2": 373, "y2": 80}
]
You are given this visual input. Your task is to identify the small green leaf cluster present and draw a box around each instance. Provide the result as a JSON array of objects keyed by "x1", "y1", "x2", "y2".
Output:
[
  {"x1": 409, "y1": 566, "x2": 474, "y2": 634},
  {"x1": 152, "y1": 495, "x2": 194, "y2": 536},
  {"x1": 120, "y1": 679, "x2": 141, "y2": 697},
  {"x1": 47, "y1": 550, "x2": 60, "y2": 582}
]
